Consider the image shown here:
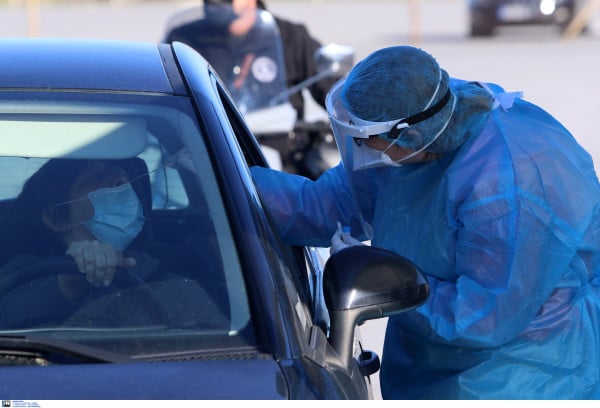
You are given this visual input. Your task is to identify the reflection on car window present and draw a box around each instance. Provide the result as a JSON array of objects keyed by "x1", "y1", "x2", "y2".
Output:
[
  {"x1": 0, "y1": 97, "x2": 254, "y2": 358},
  {"x1": 139, "y1": 134, "x2": 189, "y2": 210}
]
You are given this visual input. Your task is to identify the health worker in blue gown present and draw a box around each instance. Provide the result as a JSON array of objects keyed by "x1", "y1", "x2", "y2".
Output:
[{"x1": 250, "y1": 45, "x2": 600, "y2": 399}]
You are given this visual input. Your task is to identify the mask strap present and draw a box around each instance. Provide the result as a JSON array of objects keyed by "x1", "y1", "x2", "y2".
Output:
[
  {"x1": 379, "y1": 138, "x2": 403, "y2": 167},
  {"x1": 51, "y1": 159, "x2": 162, "y2": 209},
  {"x1": 387, "y1": 89, "x2": 451, "y2": 140},
  {"x1": 54, "y1": 194, "x2": 90, "y2": 208},
  {"x1": 424, "y1": 68, "x2": 443, "y2": 110},
  {"x1": 53, "y1": 180, "x2": 141, "y2": 208},
  {"x1": 386, "y1": 68, "x2": 448, "y2": 140},
  {"x1": 383, "y1": 91, "x2": 457, "y2": 166}
]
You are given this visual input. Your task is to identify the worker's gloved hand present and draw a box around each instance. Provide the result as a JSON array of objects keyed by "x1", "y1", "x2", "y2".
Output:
[
  {"x1": 66, "y1": 240, "x2": 136, "y2": 287},
  {"x1": 330, "y1": 222, "x2": 364, "y2": 255}
]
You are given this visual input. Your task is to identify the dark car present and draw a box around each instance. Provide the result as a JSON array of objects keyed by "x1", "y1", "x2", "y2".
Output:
[
  {"x1": 468, "y1": 0, "x2": 584, "y2": 36},
  {"x1": 0, "y1": 38, "x2": 429, "y2": 399}
]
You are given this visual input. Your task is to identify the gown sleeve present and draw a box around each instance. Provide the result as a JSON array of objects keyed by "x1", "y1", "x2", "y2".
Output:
[{"x1": 250, "y1": 164, "x2": 368, "y2": 247}]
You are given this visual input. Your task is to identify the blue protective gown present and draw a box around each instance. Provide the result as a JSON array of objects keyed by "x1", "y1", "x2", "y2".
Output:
[{"x1": 250, "y1": 95, "x2": 600, "y2": 399}]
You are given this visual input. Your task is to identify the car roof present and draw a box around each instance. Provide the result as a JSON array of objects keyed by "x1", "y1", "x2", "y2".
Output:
[{"x1": 0, "y1": 38, "x2": 174, "y2": 94}]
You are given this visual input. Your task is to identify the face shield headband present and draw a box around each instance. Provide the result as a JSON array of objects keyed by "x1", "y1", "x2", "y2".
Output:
[
  {"x1": 327, "y1": 71, "x2": 455, "y2": 171},
  {"x1": 328, "y1": 68, "x2": 445, "y2": 139}
]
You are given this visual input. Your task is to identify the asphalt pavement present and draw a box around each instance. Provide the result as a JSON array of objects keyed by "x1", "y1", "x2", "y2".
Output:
[{"x1": 1, "y1": 0, "x2": 600, "y2": 399}]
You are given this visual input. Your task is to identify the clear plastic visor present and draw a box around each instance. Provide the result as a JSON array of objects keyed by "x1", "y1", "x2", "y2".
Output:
[
  {"x1": 326, "y1": 80, "x2": 411, "y2": 171},
  {"x1": 326, "y1": 80, "x2": 405, "y2": 141}
]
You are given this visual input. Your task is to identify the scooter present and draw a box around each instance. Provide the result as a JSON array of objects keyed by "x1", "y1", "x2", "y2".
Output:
[{"x1": 163, "y1": 4, "x2": 354, "y2": 179}]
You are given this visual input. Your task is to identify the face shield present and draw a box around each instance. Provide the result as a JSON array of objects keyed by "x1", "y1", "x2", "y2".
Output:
[{"x1": 326, "y1": 70, "x2": 455, "y2": 171}]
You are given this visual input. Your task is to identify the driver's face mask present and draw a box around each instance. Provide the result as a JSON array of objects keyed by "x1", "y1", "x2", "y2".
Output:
[
  {"x1": 327, "y1": 69, "x2": 455, "y2": 171},
  {"x1": 57, "y1": 183, "x2": 145, "y2": 251}
]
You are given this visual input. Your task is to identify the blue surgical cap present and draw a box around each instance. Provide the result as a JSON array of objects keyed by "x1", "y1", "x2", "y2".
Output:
[{"x1": 340, "y1": 46, "x2": 493, "y2": 153}]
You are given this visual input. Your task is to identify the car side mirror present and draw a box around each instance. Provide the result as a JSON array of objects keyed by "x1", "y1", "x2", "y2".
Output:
[{"x1": 323, "y1": 245, "x2": 429, "y2": 371}]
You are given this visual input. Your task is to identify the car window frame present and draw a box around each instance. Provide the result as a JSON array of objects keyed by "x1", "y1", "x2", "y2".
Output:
[{"x1": 196, "y1": 71, "x2": 326, "y2": 356}]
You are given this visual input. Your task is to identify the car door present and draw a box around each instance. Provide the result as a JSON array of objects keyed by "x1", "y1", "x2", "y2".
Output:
[{"x1": 175, "y1": 43, "x2": 373, "y2": 398}]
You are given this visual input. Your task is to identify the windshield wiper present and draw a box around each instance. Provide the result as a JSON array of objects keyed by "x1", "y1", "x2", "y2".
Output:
[{"x1": 0, "y1": 334, "x2": 132, "y2": 364}]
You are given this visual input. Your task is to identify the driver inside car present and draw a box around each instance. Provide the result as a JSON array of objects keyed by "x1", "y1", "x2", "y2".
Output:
[
  {"x1": 46, "y1": 159, "x2": 144, "y2": 290},
  {"x1": 0, "y1": 158, "x2": 166, "y2": 326},
  {"x1": 0, "y1": 157, "x2": 232, "y2": 330},
  {"x1": 2, "y1": 159, "x2": 153, "y2": 296}
]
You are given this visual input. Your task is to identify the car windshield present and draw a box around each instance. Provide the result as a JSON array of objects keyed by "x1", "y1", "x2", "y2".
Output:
[{"x1": 0, "y1": 92, "x2": 255, "y2": 359}]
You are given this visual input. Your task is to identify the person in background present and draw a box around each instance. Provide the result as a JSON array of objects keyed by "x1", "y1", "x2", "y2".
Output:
[
  {"x1": 250, "y1": 45, "x2": 600, "y2": 399},
  {"x1": 165, "y1": 0, "x2": 337, "y2": 120}
]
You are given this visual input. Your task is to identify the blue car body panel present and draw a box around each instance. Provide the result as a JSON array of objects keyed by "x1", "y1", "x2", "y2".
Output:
[
  {"x1": 0, "y1": 360, "x2": 286, "y2": 399},
  {"x1": 0, "y1": 39, "x2": 172, "y2": 93}
]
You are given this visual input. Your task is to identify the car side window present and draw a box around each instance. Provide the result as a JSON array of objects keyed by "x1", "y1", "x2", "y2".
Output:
[
  {"x1": 0, "y1": 101, "x2": 255, "y2": 358},
  {"x1": 213, "y1": 80, "x2": 320, "y2": 333}
]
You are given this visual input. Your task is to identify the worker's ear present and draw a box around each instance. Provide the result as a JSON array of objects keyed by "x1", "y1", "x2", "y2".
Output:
[{"x1": 42, "y1": 207, "x2": 71, "y2": 232}]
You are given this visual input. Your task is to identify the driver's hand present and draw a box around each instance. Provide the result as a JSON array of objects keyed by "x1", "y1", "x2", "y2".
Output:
[{"x1": 66, "y1": 240, "x2": 136, "y2": 287}]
